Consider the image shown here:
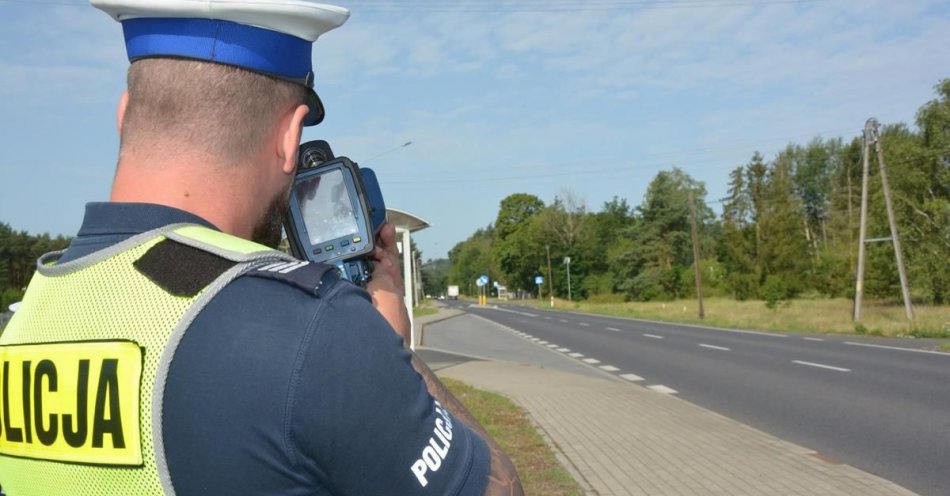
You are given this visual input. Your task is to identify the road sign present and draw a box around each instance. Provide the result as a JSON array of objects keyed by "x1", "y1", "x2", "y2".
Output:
[
  {"x1": 535, "y1": 276, "x2": 544, "y2": 285},
  {"x1": 476, "y1": 275, "x2": 489, "y2": 287}
]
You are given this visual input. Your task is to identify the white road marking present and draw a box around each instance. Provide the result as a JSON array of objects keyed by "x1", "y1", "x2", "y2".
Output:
[
  {"x1": 804, "y1": 337, "x2": 825, "y2": 342},
  {"x1": 699, "y1": 343, "x2": 731, "y2": 351},
  {"x1": 546, "y1": 344, "x2": 559, "y2": 348},
  {"x1": 545, "y1": 316, "x2": 552, "y2": 320},
  {"x1": 620, "y1": 373, "x2": 645, "y2": 382},
  {"x1": 648, "y1": 385, "x2": 678, "y2": 394},
  {"x1": 490, "y1": 307, "x2": 538, "y2": 317},
  {"x1": 599, "y1": 365, "x2": 620, "y2": 372},
  {"x1": 643, "y1": 334, "x2": 664, "y2": 339},
  {"x1": 582, "y1": 358, "x2": 601, "y2": 364},
  {"x1": 793, "y1": 360, "x2": 851, "y2": 372},
  {"x1": 845, "y1": 341, "x2": 950, "y2": 356},
  {"x1": 557, "y1": 348, "x2": 571, "y2": 353},
  {"x1": 538, "y1": 340, "x2": 549, "y2": 345},
  {"x1": 559, "y1": 319, "x2": 568, "y2": 323},
  {"x1": 606, "y1": 327, "x2": 621, "y2": 332},
  {"x1": 523, "y1": 335, "x2": 533, "y2": 339},
  {"x1": 569, "y1": 352, "x2": 584, "y2": 358},
  {"x1": 531, "y1": 338, "x2": 540, "y2": 342},
  {"x1": 579, "y1": 322, "x2": 590, "y2": 327}
]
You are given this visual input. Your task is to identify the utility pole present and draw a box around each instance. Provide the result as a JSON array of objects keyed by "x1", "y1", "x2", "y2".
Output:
[
  {"x1": 873, "y1": 121, "x2": 914, "y2": 323},
  {"x1": 564, "y1": 256, "x2": 572, "y2": 302},
  {"x1": 546, "y1": 245, "x2": 555, "y2": 307},
  {"x1": 853, "y1": 118, "x2": 914, "y2": 323},
  {"x1": 688, "y1": 191, "x2": 705, "y2": 319}
]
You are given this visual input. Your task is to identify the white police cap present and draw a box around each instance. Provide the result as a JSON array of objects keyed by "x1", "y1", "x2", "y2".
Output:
[{"x1": 91, "y1": 0, "x2": 350, "y2": 126}]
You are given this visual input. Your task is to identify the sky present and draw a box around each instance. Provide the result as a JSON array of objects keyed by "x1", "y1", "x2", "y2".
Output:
[{"x1": 1, "y1": 0, "x2": 949, "y2": 260}]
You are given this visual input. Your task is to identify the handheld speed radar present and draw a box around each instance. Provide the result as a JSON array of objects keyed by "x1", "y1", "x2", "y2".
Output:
[{"x1": 284, "y1": 140, "x2": 387, "y2": 286}]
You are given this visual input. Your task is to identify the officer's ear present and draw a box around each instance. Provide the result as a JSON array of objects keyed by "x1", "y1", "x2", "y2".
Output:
[
  {"x1": 117, "y1": 90, "x2": 130, "y2": 136},
  {"x1": 278, "y1": 103, "x2": 309, "y2": 175}
]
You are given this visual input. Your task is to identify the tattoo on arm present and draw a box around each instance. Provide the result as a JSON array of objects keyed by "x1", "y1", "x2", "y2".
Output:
[{"x1": 410, "y1": 354, "x2": 524, "y2": 496}]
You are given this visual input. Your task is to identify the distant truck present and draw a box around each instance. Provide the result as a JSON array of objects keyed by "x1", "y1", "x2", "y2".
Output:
[{"x1": 447, "y1": 285, "x2": 460, "y2": 300}]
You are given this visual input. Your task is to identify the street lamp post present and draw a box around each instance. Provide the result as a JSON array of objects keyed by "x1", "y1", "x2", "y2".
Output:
[{"x1": 563, "y1": 256, "x2": 572, "y2": 302}]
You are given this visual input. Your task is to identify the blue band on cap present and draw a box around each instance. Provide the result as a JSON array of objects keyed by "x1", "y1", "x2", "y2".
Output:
[{"x1": 122, "y1": 17, "x2": 313, "y2": 84}]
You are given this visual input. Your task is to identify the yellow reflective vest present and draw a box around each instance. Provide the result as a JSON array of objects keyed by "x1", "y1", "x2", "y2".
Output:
[{"x1": 0, "y1": 224, "x2": 293, "y2": 495}]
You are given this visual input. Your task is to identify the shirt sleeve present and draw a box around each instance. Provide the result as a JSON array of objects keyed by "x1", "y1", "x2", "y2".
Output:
[{"x1": 290, "y1": 283, "x2": 490, "y2": 496}]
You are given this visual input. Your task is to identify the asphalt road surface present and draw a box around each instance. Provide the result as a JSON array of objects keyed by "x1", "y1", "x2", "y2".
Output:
[{"x1": 441, "y1": 300, "x2": 950, "y2": 496}]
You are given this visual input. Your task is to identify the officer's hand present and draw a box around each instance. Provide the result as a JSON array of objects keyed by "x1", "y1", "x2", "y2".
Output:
[{"x1": 367, "y1": 222, "x2": 411, "y2": 346}]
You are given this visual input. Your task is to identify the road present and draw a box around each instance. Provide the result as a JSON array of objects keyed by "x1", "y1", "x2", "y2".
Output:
[{"x1": 440, "y1": 300, "x2": 950, "y2": 496}]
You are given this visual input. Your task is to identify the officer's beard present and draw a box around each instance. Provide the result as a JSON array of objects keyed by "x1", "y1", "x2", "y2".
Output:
[{"x1": 251, "y1": 186, "x2": 291, "y2": 249}]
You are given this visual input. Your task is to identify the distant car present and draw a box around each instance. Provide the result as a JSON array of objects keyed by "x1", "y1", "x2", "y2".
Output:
[{"x1": 437, "y1": 295, "x2": 446, "y2": 301}]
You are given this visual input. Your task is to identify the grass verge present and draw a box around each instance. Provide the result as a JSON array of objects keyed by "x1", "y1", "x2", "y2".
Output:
[
  {"x1": 442, "y1": 377, "x2": 583, "y2": 495},
  {"x1": 516, "y1": 297, "x2": 950, "y2": 338},
  {"x1": 413, "y1": 304, "x2": 438, "y2": 318}
]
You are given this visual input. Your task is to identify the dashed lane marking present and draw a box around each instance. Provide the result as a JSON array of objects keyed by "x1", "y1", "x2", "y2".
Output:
[
  {"x1": 599, "y1": 365, "x2": 620, "y2": 372},
  {"x1": 620, "y1": 373, "x2": 645, "y2": 382},
  {"x1": 648, "y1": 385, "x2": 678, "y2": 394},
  {"x1": 579, "y1": 322, "x2": 590, "y2": 327},
  {"x1": 699, "y1": 343, "x2": 731, "y2": 351},
  {"x1": 557, "y1": 348, "x2": 571, "y2": 352},
  {"x1": 569, "y1": 352, "x2": 584, "y2": 358},
  {"x1": 804, "y1": 337, "x2": 825, "y2": 342},
  {"x1": 643, "y1": 334, "x2": 664, "y2": 339},
  {"x1": 538, "y1": 340, "x2": 548, "y2": 345},
  {"x1": 489, "y1": 306, "x2": 538, "y2": 317},
  {"x1": 546, "y1": 344, "x2": 558, "y2": 348},
  {"x1": 793, "y1": 360, "x2": 851, "y2": 372},
  {"x1": 582, "y1": 358, "x2": 601, "y2": 364},
  {"x1": 606, "y1": 327, "x2": 621, "y2": 332},
  {"x1": 559, "y1": 319, "x2": 568, "y2": 323}
]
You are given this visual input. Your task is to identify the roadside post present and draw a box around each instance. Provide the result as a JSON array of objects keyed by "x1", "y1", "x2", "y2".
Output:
[
  {"x1": 563, "y1": 256, "x2": 572, "y2": 302},
  {"x1": 476, "y1": 275, "x2": 489, "y2": 305},
  {"x1": 535, "y1": 275, "x2": 543, "y2": 301}
]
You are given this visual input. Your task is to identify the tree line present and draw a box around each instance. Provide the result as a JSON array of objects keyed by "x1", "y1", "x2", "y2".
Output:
[
  {"x1": 441, "y1": 79, "x2": 950, "y2": 306},
  {"x1": 0, "y1": 223, "x2": 72, "y2": 311}
]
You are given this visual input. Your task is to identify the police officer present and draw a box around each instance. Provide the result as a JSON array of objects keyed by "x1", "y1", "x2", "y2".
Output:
[{"x1": 0, "y1": 1, "x2": 523, "y2": 494}]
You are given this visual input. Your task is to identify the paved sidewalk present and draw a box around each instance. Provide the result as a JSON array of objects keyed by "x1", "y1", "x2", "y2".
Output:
[{"x1": 421, "y1": 304, "x2": 917, "y2": 496}]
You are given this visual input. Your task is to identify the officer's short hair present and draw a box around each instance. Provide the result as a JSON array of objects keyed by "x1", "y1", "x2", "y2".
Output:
[{"x1": 121, "y1": 58, "x2": 307, "y2": 162}]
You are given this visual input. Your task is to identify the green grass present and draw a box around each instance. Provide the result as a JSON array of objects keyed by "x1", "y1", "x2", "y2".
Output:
[
  {"x1": 413, "y1": 305, "x2": 438, "y2": 318},
  {"x1": 939, "y1": 343, "x2": 950, "y2": 352},
  {"x1": 514, "y1": 297, "x2": 950, "y2": 338},
  {"x1": 442, "y1": 378, "x2": 583, "y2": 496}
]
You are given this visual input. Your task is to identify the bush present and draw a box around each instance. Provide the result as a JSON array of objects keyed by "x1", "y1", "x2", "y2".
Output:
[
  {"x1": 762, "y1": 276, "x2": 790, "y2": 310},
  {"x1": 1, "y1": 288, "x2": 24, "y2": 313}
]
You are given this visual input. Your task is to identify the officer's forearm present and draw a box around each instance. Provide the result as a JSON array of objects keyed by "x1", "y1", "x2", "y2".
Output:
[{"x1": 410, "y1": 354, "x2": 524, "y2": 495}]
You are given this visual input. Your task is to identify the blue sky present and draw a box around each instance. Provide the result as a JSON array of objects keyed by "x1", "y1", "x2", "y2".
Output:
[{"x1": 1, "y1": 0, "x2": 948, "y2": 260}]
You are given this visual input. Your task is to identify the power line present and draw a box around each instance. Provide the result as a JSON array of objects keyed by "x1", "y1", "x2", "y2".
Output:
[
  {"x1": 343, "y1": 0, "x2": 832, "y2": 13},
  {"x1": 0, "y1": 0, "x2": 834, "y2": 11}
]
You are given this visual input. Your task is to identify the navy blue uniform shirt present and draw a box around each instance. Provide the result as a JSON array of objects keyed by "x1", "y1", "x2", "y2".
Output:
[{"x1": 59, "y1": 202, "x2": 490, "y2": 496}]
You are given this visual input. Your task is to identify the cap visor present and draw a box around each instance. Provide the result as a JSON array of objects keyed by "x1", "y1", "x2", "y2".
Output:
[{"x1": 304, "y1": 89, "x2": 325, "y2": 126}]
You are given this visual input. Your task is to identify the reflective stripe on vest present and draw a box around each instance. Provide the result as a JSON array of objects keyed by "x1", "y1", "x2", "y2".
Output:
[{"x1": 0, "y1": 224, "x2": 293, "y2": 495}]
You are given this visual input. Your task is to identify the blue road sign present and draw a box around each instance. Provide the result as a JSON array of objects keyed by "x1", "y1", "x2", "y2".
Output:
[{"x1": 535, "y1": 276, "x2": 544, "y2": 285}]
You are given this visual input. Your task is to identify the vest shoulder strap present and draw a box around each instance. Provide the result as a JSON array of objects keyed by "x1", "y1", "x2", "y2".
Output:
[{"x1": 165, "y1": 224, "x2": 342, "y2": 298}]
